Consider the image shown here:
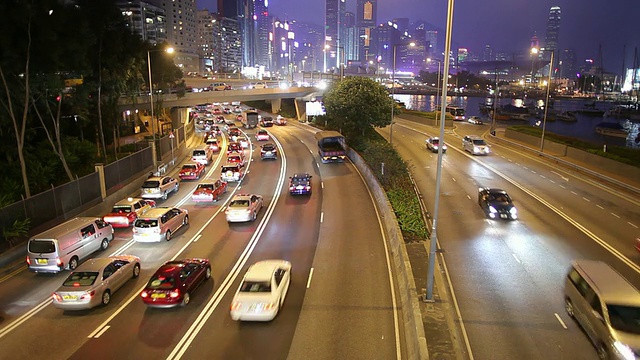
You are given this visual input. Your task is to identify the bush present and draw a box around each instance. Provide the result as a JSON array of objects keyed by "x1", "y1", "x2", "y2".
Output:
[{"x1": 2, "y1": 218, "x2": 31, "y2": 248}]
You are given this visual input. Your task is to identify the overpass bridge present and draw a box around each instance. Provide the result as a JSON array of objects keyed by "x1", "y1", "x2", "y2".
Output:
[{"x1": 118, "y1": 87, "x2": 323, "y2": 120}]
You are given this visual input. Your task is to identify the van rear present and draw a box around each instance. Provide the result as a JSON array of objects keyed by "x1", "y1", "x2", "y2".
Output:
[{"x1": 26, "y1": 238, "x2": 62, "y2": 273}]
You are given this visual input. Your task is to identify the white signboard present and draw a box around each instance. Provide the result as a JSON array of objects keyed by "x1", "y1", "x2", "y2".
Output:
[{"x1": 306, "y1": 101, "x2": 325, "y2": 116}]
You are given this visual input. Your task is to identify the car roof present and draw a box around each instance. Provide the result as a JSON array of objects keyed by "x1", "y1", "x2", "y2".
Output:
[
  {"x1": 223, "y1": 163, "x2": 241, "y2": 168},
  {"x1": 146, "y1": 176, "x2": 166, "y2": 182},
  {"x1": 138, "y1": 207, "x2": 176, "y2": 219},
  {"x1": 244, "y1": 260, "x2": 288, "y2": 282},
  {"x1": 231, "y1": 194, "x2": 255, "y2": 201},
  {"x1": 182, "y1": 163, "x2": 199, "y2": 167},
  {"x1": 292, "y1": 173, "x2": 310, "y2": 178},
  {"x1": 74, "y1": 257, "x2": 115, "y2": 271},
  {"x1": 466, "y1": 135, "x2": 483, "y2": 139},
  {"x1": 115, "y1": 197, "x2": 143, "y2": 206},
  {"x1": 572, "y1": 260, "x2": 640, "y2": 306}
]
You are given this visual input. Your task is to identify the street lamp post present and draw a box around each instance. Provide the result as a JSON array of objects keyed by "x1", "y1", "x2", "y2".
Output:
[
  {"x1": 390, "y1": 42, "x2": 415, "y2": 146},
  {"x1": 147, "y1": 46, "x2": 174, "y2": 170},
  {"x1": 540, "y1": 50, "x2": 554, "y2": 152},
  {"x1": 427, "y1": 58, "x2": 443, "y2": 126}
]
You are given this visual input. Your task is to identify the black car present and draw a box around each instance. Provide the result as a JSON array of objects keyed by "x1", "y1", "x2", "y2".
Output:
[
  {"x1": 260, "y1": 116, "x2": 274, "y2": 127},
  {"x1": 478, "y1": 188, "x2": 518, "y2": 220},
  {"x1": 289, "y1": 173, "x2": 312, "y2": 195},
  {"x1": 260, "y1": 143, "x2": 278, "y2": 160}
]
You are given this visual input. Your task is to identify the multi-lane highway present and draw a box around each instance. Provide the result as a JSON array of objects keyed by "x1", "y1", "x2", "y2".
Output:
[
  {"x1": 381, "y1": 118, "x2": 640, "y2": 359},
  {"x1": 0, "y1": 112, "x2": 404, "y2": 359}
]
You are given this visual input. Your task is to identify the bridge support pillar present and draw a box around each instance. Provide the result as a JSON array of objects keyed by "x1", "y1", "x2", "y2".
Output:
[{"x1": 270, "y1": 98, "x2": 282, "y2": 114}]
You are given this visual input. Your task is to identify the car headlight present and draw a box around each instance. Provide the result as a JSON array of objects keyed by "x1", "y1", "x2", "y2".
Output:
[
  {"x1": 510, "y1": 207, "x2": 518, "y2": 214},
  {"x1": 489, "y1": 206, "x2": 497, "y2": 213},
  {"x1": 614, "y1": 341, "x2": 635, "y2": 360}
]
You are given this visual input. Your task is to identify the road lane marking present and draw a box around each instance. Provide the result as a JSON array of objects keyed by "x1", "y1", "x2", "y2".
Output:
[
  {"x1": 512, "y1": 254, "x2": 521, "y2": 263},
  {"x1": 570, "y1": 191, "x2": 578, "y2": 195},
  {"x1": 193, "y1": 234, "x2": 202, "y2": 242},
  {"x1": 540, "y1": 175, "x2": 546, "y2": 179},
  {"x1": 549, "y1": 180, "x2": 556, "y2": 184},
  {"x1": 611, "y1": 213, "x2": 620, "y2": 218},
  {"x1": 559, "y1": 185, "x2": 566, "y2": 189},
  {"x1": 0, "y1": 298, "x2": 52, "y2": 339},
  {"x1": 583, "y1": 197, "x2": 591, "y2": 202},
  {"x1": 629, "y1": 222, "x2": 638, "y2": 229},
  {"x1": 596, "y1": 204, "x2": 604, "y2": 209},
  {"x1": 321, "y1": 181, "x2": 324, "y2": 189},
  {"x1": 452, "y1": 177, "x2": 456, "y2": 182},
  {"x1": 306, "y1": 268, "x2": 314, "y2": 288},
  {"x1": 551, "y1": 171, "x2": 569, "y2": 181},
  {"x1": 554, "y1": 313, "x2": 568, "y2": 329},
  {"x1": 94, "y1": 325, "x2": 110, "y2": 338},
  {"x1": 320, "y1": 212, "x2": 324, "y2": 223},
  {"x1": 0, "y1": 266, "x2": 25, "y2": 283},
  {"x1": 467, "y1": 195, "x2": 471, "y2": 200}
]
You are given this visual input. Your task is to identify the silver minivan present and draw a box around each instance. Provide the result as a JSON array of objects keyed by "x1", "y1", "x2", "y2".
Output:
[
  {"x1": 132, "y1": 207, "x2": 189, "y2": 242},
  {"x1": 26, "y1": 217, "x2": 113, "y2": 273},
  {"x1": 564, "y1": 260, "x2": 640, "y2": 359}
]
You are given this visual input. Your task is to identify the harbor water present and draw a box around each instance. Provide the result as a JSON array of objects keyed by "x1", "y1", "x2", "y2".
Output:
[{"x1": 393, "y1": 94, "x2": 640, "y2": 149}]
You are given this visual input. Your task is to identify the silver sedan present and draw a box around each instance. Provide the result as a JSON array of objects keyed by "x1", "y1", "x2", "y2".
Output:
[{"x1": 52, "y1": 255, "x2": 141, "y2": 310}]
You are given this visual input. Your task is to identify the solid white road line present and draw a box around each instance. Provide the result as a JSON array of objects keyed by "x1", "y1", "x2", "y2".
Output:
[
  {"x1": 554, "y1": 313, "x2": 568, "y2": 329},
  {"x1": 306, "y1": 268, "x2": 314, "y2": 289}
]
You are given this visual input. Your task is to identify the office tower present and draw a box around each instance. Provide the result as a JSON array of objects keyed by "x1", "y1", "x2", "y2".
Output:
[
  {"x1": 425, "y1": 30, "x2": 438, "y2": 58},
  {"x1": 544, "y1": 6, "x2": 561, "y2": 58},
  {"x1": 558, "y1": 48, "x2": 576, "y2": 79},
  {"x1": 197, "y1": 10, "x2": 216, "y2": 74},
  {"x1": 291, "y1": 21, "x2": 324, "y2": 71},
  {"x1": 149, "y1": 0, "x2": 199, "y2": 73},
  {"x1": 325, "y1": 0, "x2": 346, "y2": 71},
  {"x1": 483, "y1": 44, "x2": 493, "y2": 62},
  {"x1": 217, "y1": 17, "x2": 242, "y2": 72},
  {"x1": 116, "y1": 0, "x2": 167, "y2": 45},
  {"x1": 254, "y1": 0, "x2": 271, "y2": 68},
  {"x1": 343, "y1": 12, "x2": 358, "y2": 63},
  {"x1": 457, "y1": 48, "x2": 469, "y2": 64},
  {"x1": 356, "y1": 0, "x2": 376, "y2": 64}
]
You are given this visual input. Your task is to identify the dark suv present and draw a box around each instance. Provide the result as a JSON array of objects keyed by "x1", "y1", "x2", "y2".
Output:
[{"x1": 478, "y1": 187, "x2": 518, "y2": 220}]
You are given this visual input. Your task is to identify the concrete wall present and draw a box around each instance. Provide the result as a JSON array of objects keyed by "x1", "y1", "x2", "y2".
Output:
[
  {"x1": 347, "y1": 148, "x2": 429, "y2": 360},
  {"x1": 505, "y1": 128, "x2": 568, "y2": 155},
  {"x1": 398, "y1": 113, "x2": 454, "y2": 128}
]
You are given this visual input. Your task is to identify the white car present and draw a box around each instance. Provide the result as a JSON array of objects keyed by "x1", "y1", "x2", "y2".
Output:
[
  {"x1": 463, "y1": 135, "x2": 490, "y2": 155},
  {"x1": 467, "y1": 116, "x2": 484, "y2": 125},
  {"x1": 253, "y1": 82, "x2": 267, "y2": 89},
  {"x1": 230, "y1": 260, "x2": 291, "y2": 321},
  {"x1": 225, "y1": 194, "x2": 263, "y2": 222}
]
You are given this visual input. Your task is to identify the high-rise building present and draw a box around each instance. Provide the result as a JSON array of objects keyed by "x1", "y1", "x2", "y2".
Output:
[
  {"x1": 343, "y1": 12, "x2": 358, "y2": 64},
  {"x1": 544, "y1": 6, "x2": 561, "y2": 58},
  {"x1": 254, "y1": 0, "x2": 271, "y2": 68},
  {"x1": 116, "y1": 0, "x2": 167, "y2": 45},
  {"x1": 217, "y1": 17, "x2": 242, "y2": 72},
  {"x1": 558, "y1": 48, "x2": 576, "y2": 79},
  {"x1": 197, "y1": 10, "x2": 216, "y2": 74},
  {"x1": 425, "y1": 30, "x2": 438, "y2": 58},
  {"x1": 483, "y1": 44, "x2": 493, "y2": 62},
  {"x1": 325, "y1": 0, "x2": 346, "y2": 71},
  {"x1": 356, "y1": 0, "x2": 377, "y2": 64},
  {"x1": 290, "y1": 21, "x2": 324, "y2": 71},
  {"x1": 149, "y1": 0, "x2": 199, "y2": 73}
]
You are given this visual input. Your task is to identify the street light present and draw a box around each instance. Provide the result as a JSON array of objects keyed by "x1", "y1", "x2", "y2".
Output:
[
  {"x1": 390, "y1": 42, "x2": 415, "y2": 146},
  {"x1": 147, "y1": 45, "x2": 174, "y2": 170},
  {"x1": 530, "y1": 47, "x2": 539, "y2": 88},
  {"x1": 540, "y1": 50, "x2": 554, "y2": 152},
  {"x1": 427, "y1": 58, "x2": 443, "y2": 125}
]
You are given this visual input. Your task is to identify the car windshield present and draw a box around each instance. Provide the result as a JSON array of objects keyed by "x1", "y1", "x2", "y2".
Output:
[
  {"x1": 134, "y1": 219, "x2": 158, "y2": 228},
  {"x1": 193, "y1": 150, "x2": 205, "y2": 156},
  {"x1": 222, "y1": 166, "x2": 239, "y2": 173},
  {"x1": 142, "y1": 181, "x2": 160, "y2": 188},
  {"x1": 240, "y1": 281, "x2": 271, "y2": 293},
  {"x1": 196, "y1": 184, "x2": 214, "y2": 191},
  {"x1": 472, "y1": 139, "x2": 486, "y2": 145},
  {"x1": 63, "y1": 272, "x2": 99, "y2": 287},
  {"x1": 182, "y1": 165, "x2": 197, "y2": 171},
  {"x1": 607, "y1": 304, "x2": 640, "y2": 334},
  {"x1": 431, "y1": 139, "x2": 440, "y2": 145},
  {"x1": 262, "y1": 145, "x2": 275, "y2": 151},
  {"x1": 111, "y1": 205, "x2": 132, "y2": 213},
  {"x1": 228, "y1": 156, "x2": 240, "y2": 161},
  {"x1": 229, "y1": 200, "x2": 250, "y2": 207},
  {"x1": 147, "y1": 275, "x2": 176, "y2": 290},
  {"x1": 490, "y1": 194, "x2": 511, "y2": 203},
  {"x1": 28, "y1": 240, "x2": 55, "y2": 253}
]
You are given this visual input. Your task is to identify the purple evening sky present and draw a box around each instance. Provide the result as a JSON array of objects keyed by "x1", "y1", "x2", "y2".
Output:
[{"x1": 197, "y1": 0, "x2": 640, "y2": 73}]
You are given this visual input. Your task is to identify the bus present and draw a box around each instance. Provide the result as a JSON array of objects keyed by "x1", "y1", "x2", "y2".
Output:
[{"x1": 437, "y1": 105, "x2": 466, "y2": 121}]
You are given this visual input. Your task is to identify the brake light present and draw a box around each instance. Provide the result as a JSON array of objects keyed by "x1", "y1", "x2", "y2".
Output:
[
  {"x1": 290, "y1": 186, "x2": 295, "y2": 191},
  {"x1": 306, "y1": 186, "x2": 311, "y2": 191},
  {"x1": 56, "y1": 258, "x2": 62, "y2": 266},
  {"x1": 26, "y1": 256, "x2": 31, "y2": 265},
  {"x1": 169, "y1": 289, "x2": 180, "y2": 298},
  {"x1": 80, "y1": 291, "x2": 95, "y2": 300}
]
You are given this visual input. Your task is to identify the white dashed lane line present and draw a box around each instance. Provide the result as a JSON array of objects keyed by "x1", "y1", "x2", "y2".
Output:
[
  {"x1": 596, "y1": 204, "x2": 604, "y2": 209},
  {"x1": 611, "y1": 213, "x2": 620, "y2": 218}
]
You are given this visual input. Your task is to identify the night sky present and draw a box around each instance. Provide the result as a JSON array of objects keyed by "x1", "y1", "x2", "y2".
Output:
[{"x1": 197, "y1": 0, "x2": 640, "y2": 74}]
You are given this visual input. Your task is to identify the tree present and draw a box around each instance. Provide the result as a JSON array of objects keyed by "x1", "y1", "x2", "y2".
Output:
[{"x1": 322, "y1": 77, "x2": 394, "y2": 140}]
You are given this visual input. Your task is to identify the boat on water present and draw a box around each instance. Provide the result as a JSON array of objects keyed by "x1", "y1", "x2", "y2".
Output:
[
  {"x1": 575, "y1": 101, "x2": 605, "y2": 117},
  {"x1": 605, "y1": 105, "x2": 640, "y2": 120},
  {"x1": 594, "y1": 122, "x2": 628, "y2": 138}
]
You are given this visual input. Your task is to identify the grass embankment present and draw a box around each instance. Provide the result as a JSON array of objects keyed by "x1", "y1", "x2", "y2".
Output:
[{"x1": 509, "y1": 125, "x2": 640, "y2": 168}]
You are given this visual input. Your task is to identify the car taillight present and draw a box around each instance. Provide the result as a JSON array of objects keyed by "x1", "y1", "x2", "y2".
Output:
[
  {"x1": 56, "y1": 258, "x2": 62, "y2": 266},
  {"x1": 169, "y1": 289, "x2": 180, "y2": 298},
  {"x1": 26, "y1": 256, "x2": 31, "y2": 265},
  {"x1": 132, "y1": 227, "x2": 137, "y2": 233},
  {"x1": 306, "y1": 186, "x2": 311, "y2": 191},
  {"x1": 290, "y1": 186, "x2": 295, "y2": 191},
  {"x1": 52, "y1": 293, "x2": 62, "y2": 302},
  {"x1": 80, "y1": 291, "x2": 95, "y2": 300}
]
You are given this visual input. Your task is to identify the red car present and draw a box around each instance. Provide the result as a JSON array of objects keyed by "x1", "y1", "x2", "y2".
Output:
[
  {"x1": 140, "y1": 258, "x2": 211, "y2": 308},
  {"x1": 227, "y1": 142, "x2": 242, "y2": 154},
  {"x1": 215, "y1": 115, "x2": 225, "y2": 124},
  {"x1": 206, "y1": 138, "x2": 220, "y2": 152},
  {"x1": 179, "y1": 163, "x2": 206, "y2": 180},
  {"x1": 103, "y1": 197, "x2": 156, "y2": 228},
  {"x1": 191, "y1": 180, "x2": 228, "y2": 202},
  {"x1": 213, "y1": 108, "x2": 222, "y2": 115},
  {"x1": 226, "y1": 153, "x2": 246, "y2": 167}
]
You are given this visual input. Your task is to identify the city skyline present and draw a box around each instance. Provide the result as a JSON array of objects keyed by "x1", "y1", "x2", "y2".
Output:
[{"x1": 197, "y1": 0, "x2": 640, "y2": 75}]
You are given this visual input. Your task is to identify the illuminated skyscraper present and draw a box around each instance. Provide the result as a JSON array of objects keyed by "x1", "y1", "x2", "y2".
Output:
[
  {"x1": 544, "y1": 6, "x2": 561, "y2": 55},
  {"x1": 325, "y1": 0, "x2": 346, "y2": 71},
  {"x1": 149, "y1": 0, "x2": 199, "y2": 73},
  {"x1": 357, "y1": 0, "x2": 376, "y2": 63}
]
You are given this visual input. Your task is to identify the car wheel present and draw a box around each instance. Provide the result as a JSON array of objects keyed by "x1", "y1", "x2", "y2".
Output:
[
  {"x1": 162, "y1": 191, "x2": 168, "y2": 200},
  {"x1": 100, "y1": 238, "x2": 109, "y2": 251},
  {"x1": 205, "y1": 266, "x2": 211, "y2": 279},
  {"x1": 183, "y1": 215, "x2": 189, "y2": 226},
  {"x1": 101, "y1": 290, "x2": 111, "y2": 306},
  {"x1": 165, "y1": 230, "x2": 172, "y2": 241},
  {"x1": 181, "y1": 292, "x2": 190, "y2": 307},
  {"x1": 132, "y1": 263, "x2": 141, "y2": 278},
  {"x1": 564, "y1": 298, "x2": 575, "y2": 318},
  {"x1": 68, "y1": 256, "x2": 79, "y2": 271}
]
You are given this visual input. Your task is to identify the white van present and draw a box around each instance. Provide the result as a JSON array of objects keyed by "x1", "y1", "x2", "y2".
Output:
[{"x1": 26, "y1": 217, "x2": 114, "y2": 273}]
